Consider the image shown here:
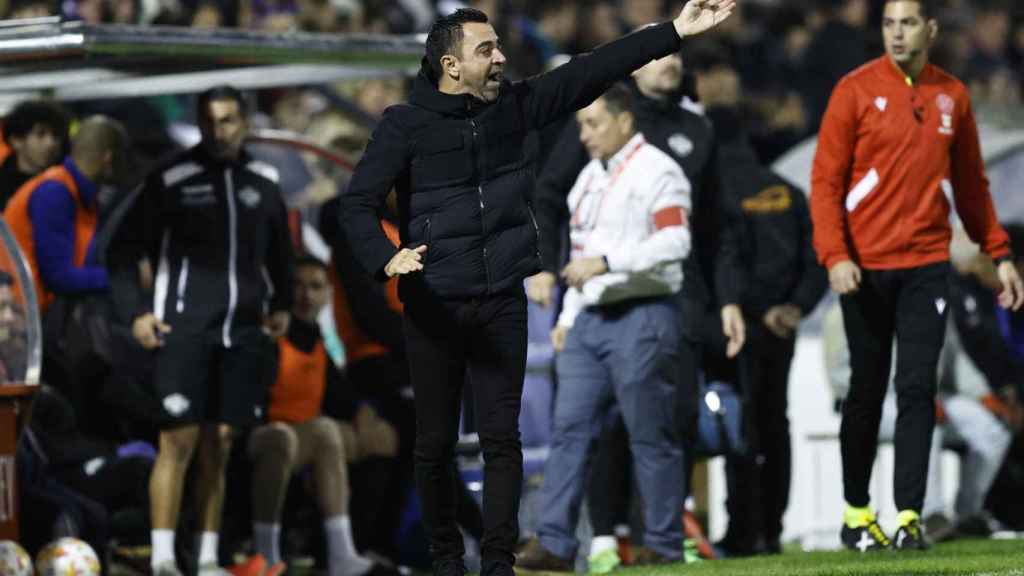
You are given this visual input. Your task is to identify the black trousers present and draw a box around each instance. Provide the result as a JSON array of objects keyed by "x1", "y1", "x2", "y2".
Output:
[
  {"x1": 840, "y1": 262, "x2": 950, "y2": 513},
  {"x1": 403, "y1": 287, "x2": 527, "y2": 570},
  {"x1": 723, "y1": 323, "x2": 794, "y2": 549}
]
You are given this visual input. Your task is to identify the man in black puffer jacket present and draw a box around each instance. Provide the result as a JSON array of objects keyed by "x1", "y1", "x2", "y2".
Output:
[{"x1": 340, "y1": 4, "x2": 737, "y2": 576}]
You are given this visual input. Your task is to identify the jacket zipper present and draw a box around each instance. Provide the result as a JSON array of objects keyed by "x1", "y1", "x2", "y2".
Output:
[
  {"x1": 424, "y1": 217, "x2": 432, "y2": 263},
  {"x1": 526, "y1": 202, "x2": 541, "y2": 257},
  {"x1": 176, "y1": 257, "x2": 190, "y2": 313},
  {"x1": 153, "y1": 230, "x2": 171, "y2": 322},
  {"x1": 223, "y1": 168, "x2": 239, "y2": 348},
  {"x1": 470, "y1": 118, "x2": 492, "y2": 290}
]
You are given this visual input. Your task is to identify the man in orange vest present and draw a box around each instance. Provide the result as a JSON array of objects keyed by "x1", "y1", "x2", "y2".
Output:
[
  {"x1": 0, "y1": 99, "x2": 68, "y2": 210},
  {"x1": 248, "y1": 255, "x2": 397, "y2": 576},
  {"x1": 3, "y1": 115, "x2": 125, "y2": 313}
]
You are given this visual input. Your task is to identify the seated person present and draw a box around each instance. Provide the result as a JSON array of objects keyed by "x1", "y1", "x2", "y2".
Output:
[{"x1": 248, "y1": 256, "x2": 397, "y2": 576}]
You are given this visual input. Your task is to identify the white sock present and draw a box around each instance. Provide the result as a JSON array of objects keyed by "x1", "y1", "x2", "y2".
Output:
[
  {"x1": 325, "y1": 515, "x2": 372, "y2": 576},
  {"x1": 589, "y1": 535, "x2": 618, "y2": 557},
  {"x1": 253, "y1": 523, "x2": 282, "y2": 565},
  {"x1": 196, "y1": 532, "x2": 219, "y2": 567},
  {"x1": 151, "y1": 529, "x2": 176, "y2": 569}
]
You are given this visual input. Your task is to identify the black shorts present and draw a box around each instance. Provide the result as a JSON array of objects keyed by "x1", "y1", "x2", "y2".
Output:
[{"x1": 152, "y1": 327, "x2": 277, "y2": 429}]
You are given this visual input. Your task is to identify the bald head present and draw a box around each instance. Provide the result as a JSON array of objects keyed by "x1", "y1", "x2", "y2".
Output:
[{"x1": 71, "y1": 115, "x2": 128, "y2": 183}]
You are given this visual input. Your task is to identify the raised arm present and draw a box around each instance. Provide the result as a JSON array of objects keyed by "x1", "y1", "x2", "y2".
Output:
[{"x1": 520, "y1": 0, "x2": 736, "y2": 129}]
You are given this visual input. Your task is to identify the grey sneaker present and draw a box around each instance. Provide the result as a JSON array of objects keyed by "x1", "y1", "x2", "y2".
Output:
[{"x1": 152, "y1": 561, "x2": 184, "y2": 576}]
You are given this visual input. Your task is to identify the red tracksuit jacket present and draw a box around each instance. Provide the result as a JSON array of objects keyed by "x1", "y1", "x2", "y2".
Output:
[{"x1": 810, "y1": 56, "x2": 1009, "y2": 270}]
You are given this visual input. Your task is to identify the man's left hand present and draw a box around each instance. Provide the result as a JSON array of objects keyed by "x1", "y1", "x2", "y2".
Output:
[
  {"x1": 561, "y1": 257, "x2": 608, "y2": 289},
  {"x1": 263, "y1": 310, "x2": 290, "y2": 338},
  {"x1": 996, "y1": 260, "x2": 1024, "y2": 311},
  {"x1": 763, "y1": 304, "x2": 801, "y2": 338}
]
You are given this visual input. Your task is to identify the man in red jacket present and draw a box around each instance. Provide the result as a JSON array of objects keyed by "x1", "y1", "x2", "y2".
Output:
[{"x1": 810, "y1": 0, "x2": 1024, "y2": 552}]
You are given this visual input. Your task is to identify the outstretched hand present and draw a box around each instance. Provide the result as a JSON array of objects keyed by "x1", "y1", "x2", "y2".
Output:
[{"x1": 675, "y1": 0, "x2": 737, "y2": 38}]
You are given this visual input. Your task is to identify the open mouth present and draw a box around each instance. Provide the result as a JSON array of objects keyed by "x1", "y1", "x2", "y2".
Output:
[{"x1": 487, "y1": 71, "x2": 503, "y2": 84}]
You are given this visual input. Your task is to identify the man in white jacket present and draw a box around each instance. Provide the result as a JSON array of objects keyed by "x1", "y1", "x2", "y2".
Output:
[{"x1": 517, "y1": 83, "x2": 692, "y2": 571}]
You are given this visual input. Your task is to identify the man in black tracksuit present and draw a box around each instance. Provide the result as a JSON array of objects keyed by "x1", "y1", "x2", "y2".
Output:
[
  {"x1": 109, "y1": 86, "x2": 295, "y2": 576},
  {"x1": 527, "y1": 57, "x2": 742, "y2": 563},
  {"x1": 707, "y1": 105, "x2": 827, "y2": 555},
  {"x1": 339, "y1": 5, "x2": 736, "y2": 576}
]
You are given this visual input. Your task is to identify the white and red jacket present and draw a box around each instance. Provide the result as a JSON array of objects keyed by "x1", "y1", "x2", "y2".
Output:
[
  {"x1": 557, "y1": 133, "x2": 691, "y2": 328},
  {"x1": 811, "y1": 56, "x2": 1010, "y2": 270}
]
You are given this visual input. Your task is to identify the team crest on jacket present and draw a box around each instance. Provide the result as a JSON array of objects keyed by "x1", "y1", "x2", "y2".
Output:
[
  {"x1": 667, "y1": 133, "x2": 693, "y2": 158},
  {"x1": 936, "y1": 94, "x2": 954, "y2": 136},
  {"x1": 238, "y1": 187, "x2": 261, "y2": 208}
]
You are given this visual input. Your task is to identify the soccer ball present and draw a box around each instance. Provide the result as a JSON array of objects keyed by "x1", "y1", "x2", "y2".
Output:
[
  {"x1": 0, "y1": 540, "x2": 32, "y2": 576},
  {"x1": 34, "y1": 538, "x2": 101, "y2": 576}
]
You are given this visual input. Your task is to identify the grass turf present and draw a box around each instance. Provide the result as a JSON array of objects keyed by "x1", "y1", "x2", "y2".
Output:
[{"x1": 618, "y1": 539, "x2": 1024, "y2": 576}]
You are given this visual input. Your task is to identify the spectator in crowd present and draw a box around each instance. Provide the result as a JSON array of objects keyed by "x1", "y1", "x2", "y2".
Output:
[
  {"x1": 3, "y1": 115, "x2": 124, "y2": 313},
  {"x1": 0, "y1": 100, "x2": 68, "y2": 210},
  {"x1": 966, "y1": 0, "x2": 1012, "y2": 83},
  {"x1": 810, "y1": 0, "x2": 1023, "y2": 552},
  {"x1": 7, "y1": 0, "x2": 55, "y2": 18},
  {"x1": 799, "y1": 0, "x2": 871, "y2": 131},
  {"x1": 0, "y1": 270, "x2": 27, "y2": 382},
  {"x1": 108, "y1": 85, "x2": 294, "y2": 576},
  {"x1": 708, "y1": 100, "x2": 828, "y2": 556},
  {"x1": 503, "y1": 0, "x2": 578, "y2": 78},
  {"x1": 249, "y1": 255, "x2": 396, "y2": 576},
  {"x1": 516, "y1": 83, "x2": 692, "y2": 571}
]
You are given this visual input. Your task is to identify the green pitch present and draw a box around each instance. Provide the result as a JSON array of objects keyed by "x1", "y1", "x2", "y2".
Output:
[{"x1": 619, "y1": 540, "x2": 1024, "y2": 576}]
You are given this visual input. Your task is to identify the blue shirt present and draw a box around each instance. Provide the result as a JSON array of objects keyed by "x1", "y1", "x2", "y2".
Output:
[{"x1": 26, "y1": 156, "x2": 109, "y2": 294}]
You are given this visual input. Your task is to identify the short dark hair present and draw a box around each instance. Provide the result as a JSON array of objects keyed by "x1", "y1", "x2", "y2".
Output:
[
  {"x1": 3, "y1": 100, "x2": 68, "y2": 145},
  {"x1": 295, "y1": 255, "x2": 328, "y2": 273},
  {"x1": 883, "y1": 0, "x2": 936, "y2": 19},
  {"x1": 600, "y1": 83, "x2": 635, "y2": 117},
  {"x1": 196, "y1": 85, "x2": 248, "y2": 124},
  {"x1": 425, "y1": 8, "x2": 490, "y2": 80}
]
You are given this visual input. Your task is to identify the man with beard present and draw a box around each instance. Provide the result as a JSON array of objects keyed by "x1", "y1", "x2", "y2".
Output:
[
  {"x1": 109, "y1": 85, "x2": 294, "y2": 575},
  {"x1": 339, "y1": 3, "x2": 737, "y2": 575}
]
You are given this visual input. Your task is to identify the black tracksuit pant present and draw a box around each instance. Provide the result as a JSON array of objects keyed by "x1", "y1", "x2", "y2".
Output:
[
  {"x1": 839, "y1": 261, "x2": 950, "y2": 513},
  {"x1": 723, "y1": 323, "x2": 794, "y2": 550},
  {"x1": 403, "y1": 286, "x2": 527, "y2": 571}
]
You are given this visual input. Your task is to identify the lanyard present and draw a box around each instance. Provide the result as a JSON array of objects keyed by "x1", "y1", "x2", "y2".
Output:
[{"x1": 569, "y1": 136, "x2": 646, "y2": 232}]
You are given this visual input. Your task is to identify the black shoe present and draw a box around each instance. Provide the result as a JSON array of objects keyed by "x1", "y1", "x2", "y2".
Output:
[
  {"x1": 515, "y1": 538, "x2": 573, "y2": 574},
  {"x1": 482, "y1": 561, "x2": 515, "y2": 576},
  {"x1": 841, "y1": 521, "x2": 892, "y2": 552},
  {"x1": 433, "y1": 558, "x2": 467, "y2": 576},
  {"x1": 923, "y1": 513, "x2": 956, "y2": 543},
  {"x1": 894, "y1": 520, "x2": 931, "y2": 551},
  {"x1": 955, "y1": 513, "x2": 993, "y2": 539}
]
